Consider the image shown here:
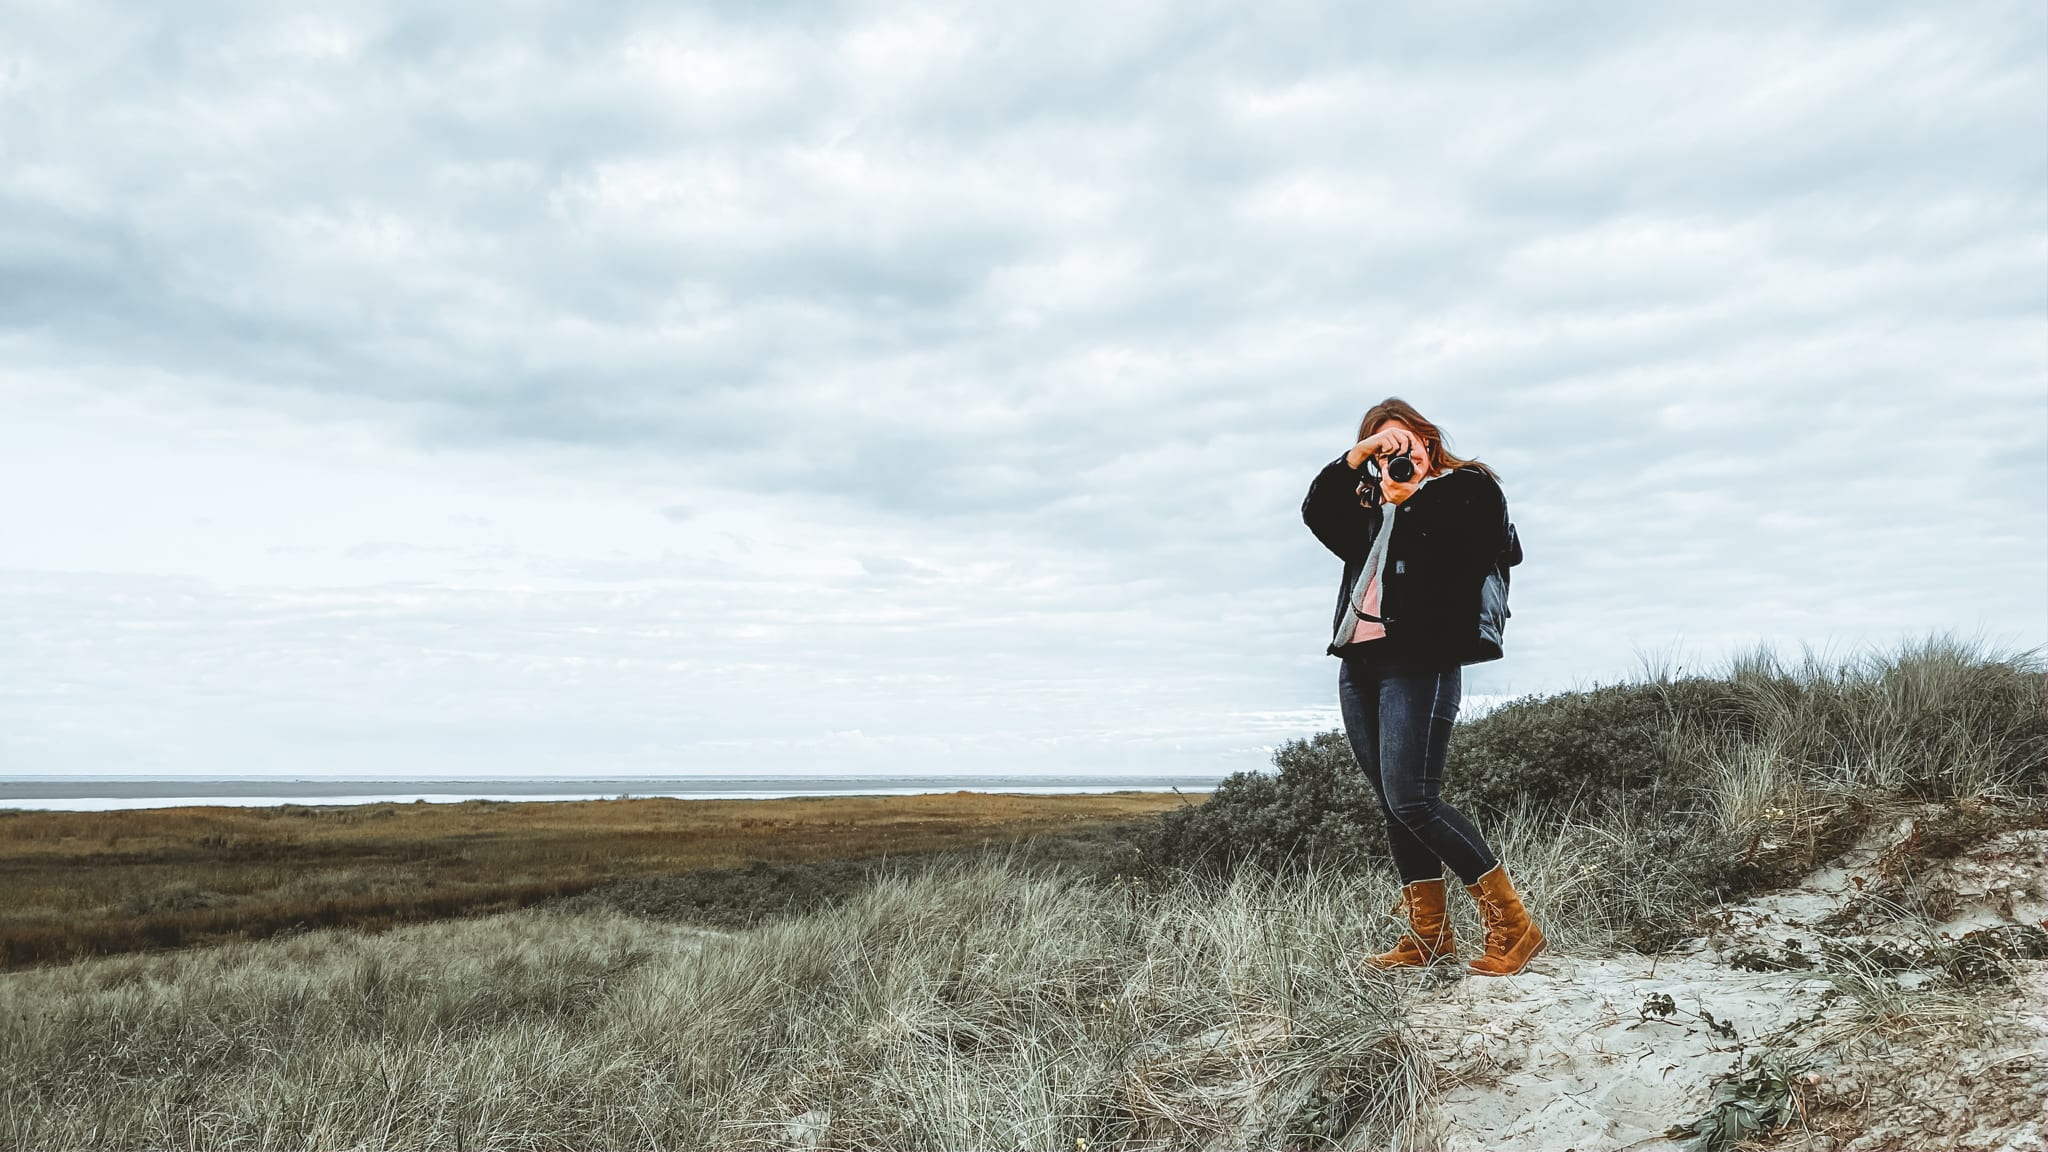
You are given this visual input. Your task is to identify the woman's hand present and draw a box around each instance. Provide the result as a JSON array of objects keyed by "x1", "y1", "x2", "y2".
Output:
[
  {"x1": 1346, "y1": 426, "x2": 1423, "y2": 470},
  {"x1": 1379, "y1": 468, "x2": 1427, "y2": 505},
  {"x1": 1345, "y1": 426, "x2": 1431, "y2": 504}
]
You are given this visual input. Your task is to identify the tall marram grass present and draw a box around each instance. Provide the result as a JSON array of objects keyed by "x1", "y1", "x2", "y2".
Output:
[
  {"x1": 0, "y1": 858, "x2": 1435, "y2": 1151},
  {"x1": 1687, "y1": 635, "x2": 2043, "y2": 810}
]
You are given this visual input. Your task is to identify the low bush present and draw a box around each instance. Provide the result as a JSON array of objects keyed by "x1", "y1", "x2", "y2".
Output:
[
  {"x1": 1444, "y1": 677, "x2": 1725, "y2": 820},
  {"x1": 1137, "y1": 731, "x2": 1381, "y2": 877},
  {"x1": 1136, "y1": 680, "x2": 1724, "y2": 882}
]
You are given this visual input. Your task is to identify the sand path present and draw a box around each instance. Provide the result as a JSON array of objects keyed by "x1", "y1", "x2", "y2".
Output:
[{"x1": 1400, "y1": 823, "x2": 2047, "y2": 1152}]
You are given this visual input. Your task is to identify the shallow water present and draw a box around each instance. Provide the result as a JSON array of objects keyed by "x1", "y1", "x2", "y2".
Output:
[{"x1": 0, "y1": 774, "x2": 1226, "y2": 811}]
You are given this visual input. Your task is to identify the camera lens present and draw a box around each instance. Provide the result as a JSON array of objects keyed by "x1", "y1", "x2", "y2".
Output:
[{"x1": 1386, "y1": 456, "x2": 1415, "y2": 483}]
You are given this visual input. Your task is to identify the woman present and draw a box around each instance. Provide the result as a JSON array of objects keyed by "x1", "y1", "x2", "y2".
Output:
[{"x1": 1300, "y1": 397, "x2": 1543, "y2": 976}]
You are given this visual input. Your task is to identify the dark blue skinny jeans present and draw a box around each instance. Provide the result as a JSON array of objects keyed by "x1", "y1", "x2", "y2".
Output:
[{"x1": 1337, "y1": 654, "x2": 1499, "y2": 887}]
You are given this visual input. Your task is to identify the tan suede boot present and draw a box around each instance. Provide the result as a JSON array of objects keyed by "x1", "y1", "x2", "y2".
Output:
[
  {"x1": 1360, "y1": 878, "x2": 1455, "y2": 969},
  {"x1": 1465, "y1": 864, "x2": 1545, "y2": 976}
]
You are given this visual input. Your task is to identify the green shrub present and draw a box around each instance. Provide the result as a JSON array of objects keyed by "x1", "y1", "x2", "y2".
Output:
[
  {"x1": 1139, "y1": 731, "x2": 1382, "y2": 877},
  {"x1": 1141, "y1": 679, "x2": 1726, "y2": 880},
  {"x1": 1441, "y1": 677, "x2": 1728, "y2": 822},
  {"x1": 1138, "y1": 636, "x2": 2046, "y2": 939}
]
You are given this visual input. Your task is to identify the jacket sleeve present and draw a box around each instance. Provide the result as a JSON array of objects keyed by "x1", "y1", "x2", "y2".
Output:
[{"x1": 1302, "y1": 454, "x2": 1371, "y2": 562}]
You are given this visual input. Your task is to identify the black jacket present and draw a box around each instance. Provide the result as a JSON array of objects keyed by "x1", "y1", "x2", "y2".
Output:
[{"x1": 1301, "y1": 454, "x2": 1521, "y2": 666}]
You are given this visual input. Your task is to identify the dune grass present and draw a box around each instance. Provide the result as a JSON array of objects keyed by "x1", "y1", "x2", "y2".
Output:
[{"x1": 0, "y1": 859, "x2": 1431, "y2": 1151}]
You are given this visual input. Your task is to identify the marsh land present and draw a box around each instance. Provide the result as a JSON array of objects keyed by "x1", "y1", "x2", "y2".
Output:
[{"x1": 0, "y1": 790, "x2": 1186, "y2": 968}]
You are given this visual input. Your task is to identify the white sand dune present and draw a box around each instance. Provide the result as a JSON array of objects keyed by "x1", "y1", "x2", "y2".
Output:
[{"x1": 1401, "y1": 823, "x2": 2047, "y2": 1152}]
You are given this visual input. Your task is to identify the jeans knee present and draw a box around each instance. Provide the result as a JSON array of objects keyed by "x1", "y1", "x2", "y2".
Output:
[{"x1": 1389, "y1": 796, "x2": 1437, "y2": 829}]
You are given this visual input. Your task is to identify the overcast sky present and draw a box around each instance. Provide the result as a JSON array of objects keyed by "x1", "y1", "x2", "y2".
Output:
[{"x1": 2, "y1": 1, "x2": 2043, "y2": 780}]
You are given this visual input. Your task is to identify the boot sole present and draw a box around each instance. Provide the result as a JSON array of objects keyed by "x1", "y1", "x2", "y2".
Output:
[
  {"x1": 1356, "y1": 955, "x2": 1456, "y2": 971},
  {"x1": 1468, "y1": 934, "x2": 1545, "y2": 977}
]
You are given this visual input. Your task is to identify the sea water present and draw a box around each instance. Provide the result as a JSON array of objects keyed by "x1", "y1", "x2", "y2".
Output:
[{"x1": 0, "y1": 774, "x2": 1227, "y2": 811}]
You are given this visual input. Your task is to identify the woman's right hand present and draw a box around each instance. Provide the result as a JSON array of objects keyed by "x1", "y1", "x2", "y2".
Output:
[{"x1": 1346, "y1": 426, "x2": 1422, "y2": 469}]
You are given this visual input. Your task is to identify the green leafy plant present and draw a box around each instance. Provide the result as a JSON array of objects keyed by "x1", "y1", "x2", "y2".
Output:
[{"x1": 1668, "y1": 1053, "x2": 1815, "y2": 1152}]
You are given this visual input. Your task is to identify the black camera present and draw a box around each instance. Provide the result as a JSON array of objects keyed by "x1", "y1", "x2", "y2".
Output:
[{"x1": 1356, "y1": 453, "x2": 1416, "y2": 506}]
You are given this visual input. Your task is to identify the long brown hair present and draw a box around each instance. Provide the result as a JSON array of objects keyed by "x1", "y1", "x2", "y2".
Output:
[{"x1": 1355, "y1": 397, "x2": 1500, "y2": 483}]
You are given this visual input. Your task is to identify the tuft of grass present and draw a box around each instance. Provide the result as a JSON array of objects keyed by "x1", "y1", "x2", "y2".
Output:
[{"x1": 0, "y1": 857, "x2": 1435, "y2": 1151}]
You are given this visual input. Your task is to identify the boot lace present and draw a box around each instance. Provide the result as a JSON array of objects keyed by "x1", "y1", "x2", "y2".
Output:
[{"x1": 1479, "y1": 893, "x2": 1514, "y2": 954}]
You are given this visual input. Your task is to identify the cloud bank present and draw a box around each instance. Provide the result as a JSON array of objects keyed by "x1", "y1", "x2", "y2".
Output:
[{"x1": 2, "y1": 1, "x2": 2042, "y2": 777}]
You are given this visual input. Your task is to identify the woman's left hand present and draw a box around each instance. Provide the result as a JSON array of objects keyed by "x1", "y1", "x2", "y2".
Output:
[{"x1": 1379, "y1": 468, "x2": 1427, "y2": 505}]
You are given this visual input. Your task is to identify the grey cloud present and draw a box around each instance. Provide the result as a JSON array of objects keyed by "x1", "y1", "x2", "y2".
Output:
[{"x1": 0, "y1": 0, "x2": 2041, "y2": 777}]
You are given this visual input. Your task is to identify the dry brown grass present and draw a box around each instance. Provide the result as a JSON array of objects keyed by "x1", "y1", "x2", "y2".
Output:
[
  {"x1": 0, "y1": 859, "x2": 1422, "y2": 1151},
  {"x1": 0, "y1": 791, "x2": 1190, "y2": 968}
]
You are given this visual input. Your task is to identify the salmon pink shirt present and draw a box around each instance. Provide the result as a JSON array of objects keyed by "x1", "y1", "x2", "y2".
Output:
[{"x1": 1342, "y1": 470, "x2": 1436, "y2": 647}]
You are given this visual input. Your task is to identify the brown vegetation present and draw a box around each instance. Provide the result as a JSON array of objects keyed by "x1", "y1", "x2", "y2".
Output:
[{"x1": 0, "y1": 790, "x2": 1191, "y2": 968}]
